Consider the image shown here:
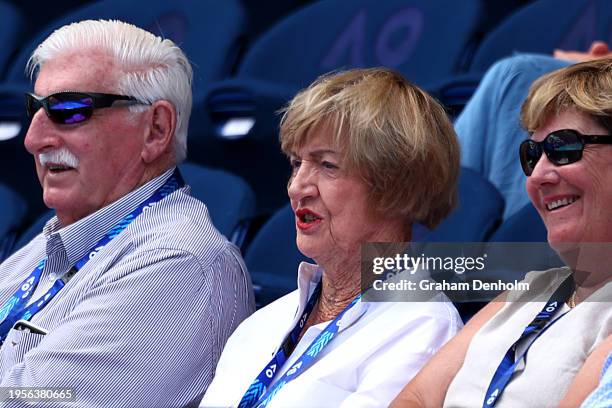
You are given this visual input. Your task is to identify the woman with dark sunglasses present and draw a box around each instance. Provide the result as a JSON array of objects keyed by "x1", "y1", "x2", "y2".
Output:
[{"x1": 392, "y1": 58, "x2": 612, "y2": 408}]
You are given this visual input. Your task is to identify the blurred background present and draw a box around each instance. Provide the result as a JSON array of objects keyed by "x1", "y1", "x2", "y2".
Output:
[{"x1": 0, "y1": 0, "x2": 609, "y2": 307}]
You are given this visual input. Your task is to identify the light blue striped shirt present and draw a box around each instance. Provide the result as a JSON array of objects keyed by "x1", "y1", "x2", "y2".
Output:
[{"x1": 0, "y1": 168, "x2": 255, "y2": 407}]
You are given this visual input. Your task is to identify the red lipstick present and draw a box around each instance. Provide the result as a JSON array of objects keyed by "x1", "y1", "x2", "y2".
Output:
[{"x1": 295, "y1": 208, "x2": 323, "y2": 230}]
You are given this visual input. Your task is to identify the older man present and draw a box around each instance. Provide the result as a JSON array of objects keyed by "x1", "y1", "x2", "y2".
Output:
[{"x1": 0, "y1": 20, "x2": 254, "y2": 407}]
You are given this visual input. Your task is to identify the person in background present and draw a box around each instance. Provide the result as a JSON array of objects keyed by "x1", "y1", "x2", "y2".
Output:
[
  {"x1": 391, "y1": 58, "x2": 612, "y2": 408},
  {"x1": 0, "y1": 19, "x2": 254, "y2": 407},
  {"x1": 456, "y1": 41, "x2": 612, "y2": 220},
  {"x1": 201, "y1": 67, "x2": 463, "y2": 407}
]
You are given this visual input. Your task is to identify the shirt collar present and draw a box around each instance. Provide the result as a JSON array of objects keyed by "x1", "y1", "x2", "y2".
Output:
[{"x1": 42, "y1": 168, "x2": 176, "y2": 268}]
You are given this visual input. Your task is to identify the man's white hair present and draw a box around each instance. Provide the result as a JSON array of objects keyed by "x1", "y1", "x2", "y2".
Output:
[{"x1": 27, "y1": 19, "x2": 193, "y2": 163}]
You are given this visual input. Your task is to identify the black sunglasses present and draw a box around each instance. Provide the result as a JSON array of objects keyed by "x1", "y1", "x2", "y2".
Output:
[
  {"x1": 25, "y1": 91, "x2": 145, "y2": 124},
  {"x1": 519, "y1": 129, "x2": 612, "y2": 176}
]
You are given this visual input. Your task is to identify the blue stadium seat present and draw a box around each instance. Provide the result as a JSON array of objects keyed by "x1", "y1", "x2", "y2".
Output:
[
  {"x1": 468, "y1": 0, "x2": 612, "y2": 74},
  {"x1": 244, "y1": 203, "x2": 310, "y2": 307},
  {"x1": 179, "y1": 162, "x2": 256, "y2": 247},
  {"x1": 234, "y1": 0, "x2": 482, "y2": 88},
  {"x1": 0, "y1": 183, "x2": 28, "y2": 262},
  {"x1": 416, "y1": 167, "x2": 504, "y2": 242},
  {"x1": 431, "y1": 0, "x2": 612, "y2": 112},
  {"x1": 489, "y1": 202, "x2": 548, "y2": 243},
  {"x1": 11, "y1": 209, "x2": 54, "y2": 256},
  {"x1": 0, "y1": 84, "x2": 43, "y2": 218},
  {"x1": 3, "y1": 0, "x2": 247, "y2": 97},
  {"x1": 188, "y1": 0, "x2": 483, "y2": 215},
  {"x1": 0, "y1": 1, "x2": 25, "y2": 79}
]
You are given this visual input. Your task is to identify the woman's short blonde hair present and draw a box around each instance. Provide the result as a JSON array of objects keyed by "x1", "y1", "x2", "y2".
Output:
[
  {"x1": 521, "y1": 57, "x2": 612, "y2": 133},
  {"x1": 279, "y1": 68, "x2": 459, "y2": 229}
]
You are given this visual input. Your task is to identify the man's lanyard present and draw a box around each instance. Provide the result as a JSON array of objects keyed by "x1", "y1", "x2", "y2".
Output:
[
  {"x1": 238, "y1": 281, "x2": 361, "y2": 408},
  {"x1": 483, "y1": 275, "x2": 574, "y2": 408},
  {"x1": 0, "y1": 170, "x2": 184, "y2": 344}
]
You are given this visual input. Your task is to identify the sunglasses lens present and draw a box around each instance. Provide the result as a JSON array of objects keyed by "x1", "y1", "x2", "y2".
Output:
[
  {"x1": 519, "y1": 140, "x2": 541, "y2": 176},
  {"x1": 47, "y1": 94, "x2": 94, "y2": 124},
  {"x1": 544, "y1": 130, "x2": 583, "y2": 166},
  {"x1": 25, "y1": 94, "x2": 41, "y2": 118}
]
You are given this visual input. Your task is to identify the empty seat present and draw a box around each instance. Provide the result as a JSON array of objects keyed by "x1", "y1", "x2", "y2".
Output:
[
  {"x1": 11, "y1": 209, "x2": 54, "y2": 256},
  {"x1": 179, "y1": 162, "x2": 256, "y2": 247},
  {"x1": 0, "y1": 183, "x2": 28, "y2": 261},
  {"x1": 0, "y1": 1, "x2": 25, "y2": 79},
  {"x1": 4, "y1": 0, "x2": 247, "y2": 97},
  {"x1": 189, "y1": 0, "x2": 483, "y2": 215},
  {"x1": 416, "y1": 167, "x2": 504, "y2": 242},
  {"x1": 469, "y1": 0, "x2": 612, "y2": 74},
  {"x1": 432, "y1": 0, "x2": 612, "y2": 111},
  {"x1": 244, "y1": 203, "x2": 310, "y2": 307}
]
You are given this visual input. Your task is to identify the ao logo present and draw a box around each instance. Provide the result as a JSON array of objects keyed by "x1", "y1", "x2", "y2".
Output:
[
  {"x1": 486, "y1": 388, "x2": 499, "y2": 406},
  {"x1": 322, "y1": 7, "x2": 423, "y2": 70},
  {"x1": 265, "y1": 364, "x2": 277, "y2": 379},
  {"x1": 299, "y1": 313, "x2": 308, "y2": 328},
  {"x1": 21, "y1": 276, "x2": 36, "y2": 293}
]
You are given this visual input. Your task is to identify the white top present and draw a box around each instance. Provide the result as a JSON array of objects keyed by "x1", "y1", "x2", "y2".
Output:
[
  {"x1": 202, "y1": 262, "x2": 462, "y2": 407},
  {"x1": 444, "y1": 268, "x2": 612, "y2": 408}
]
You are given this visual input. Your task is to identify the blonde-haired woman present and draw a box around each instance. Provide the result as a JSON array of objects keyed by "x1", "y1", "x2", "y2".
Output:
[
  {"x1": 201, "y1": 68, "x2": 462, "y2": 407},
  {"x1": 392, "y1": 58, "x2": 612, "y2": 408}
]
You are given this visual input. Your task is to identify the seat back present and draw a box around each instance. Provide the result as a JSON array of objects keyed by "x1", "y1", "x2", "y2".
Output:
[
  {"x1": 194, "y1": 0, "x2": 482, "y2": 216},
  {"x1": 0, "y1": 83, "x2": 44, "y2": 218},
  {"x1": 238, "y1": 0, "x2": 482, "y2": 87},
  {"x1": 244, "y1": 203, "x2": 311, "y2": 307},
  {"x1": 179, "y1": 163, "x2": 255, "y2": 247},
  {"x1": 11, "y1": 209, "x2": 54, "y2": 257},
  {"x1": 489, "y1": 202, "x2": 548, "y2": 243},
  {"x1": 469, "y1": 0, "x2": 612, "y2": 74},
  {"x1": 416, "y1": 167, "x2": 504, "y2": 242},
  {"x1": 0, "y1": 183, "x2": 28, "y2": 261},
  {"x1": 0, "y1": 1, "x2": 25, "y2": 79},
  {"x1": 4, "y1": 0, "x2": 246, "y2": 97}
]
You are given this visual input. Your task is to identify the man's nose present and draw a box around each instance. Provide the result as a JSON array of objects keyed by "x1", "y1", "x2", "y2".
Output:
[{"x1": 24, "y1": 109, "x2": 58, "y2": 155}]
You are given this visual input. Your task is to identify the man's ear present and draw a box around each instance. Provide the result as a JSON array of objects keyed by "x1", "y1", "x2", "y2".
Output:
[{"x1": 141, "y1": 100, "x2": 176, "y2": 163}]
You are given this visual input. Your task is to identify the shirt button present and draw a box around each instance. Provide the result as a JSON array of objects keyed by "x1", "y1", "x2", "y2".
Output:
[{"x1": 48, "y1": 273, "x2": 57, "y2": 281}]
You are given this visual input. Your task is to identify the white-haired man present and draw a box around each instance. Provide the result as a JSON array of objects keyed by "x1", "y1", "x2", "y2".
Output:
[{"x1": 0, "y1": 20, "x2": 254, "y2": 407}]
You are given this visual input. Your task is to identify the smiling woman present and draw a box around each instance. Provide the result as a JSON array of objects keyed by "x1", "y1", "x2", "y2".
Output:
[
  {"x1": 391, "y1": 57, "x2": 612, "y2": 408},
  {"x1": 201, "y1": 68, "x2": 463, "y2": 407}
]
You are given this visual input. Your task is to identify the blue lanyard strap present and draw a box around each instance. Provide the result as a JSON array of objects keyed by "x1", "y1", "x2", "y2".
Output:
[
  {"x1": 0, "y1": 170, "x2": 184, "y2": 344},
  {"x1": 239, "y1": 281, "x2": 361, "y2": 408},
  {"x1": 483, "y1": 275, "x2": 574, "y2": 408}
]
